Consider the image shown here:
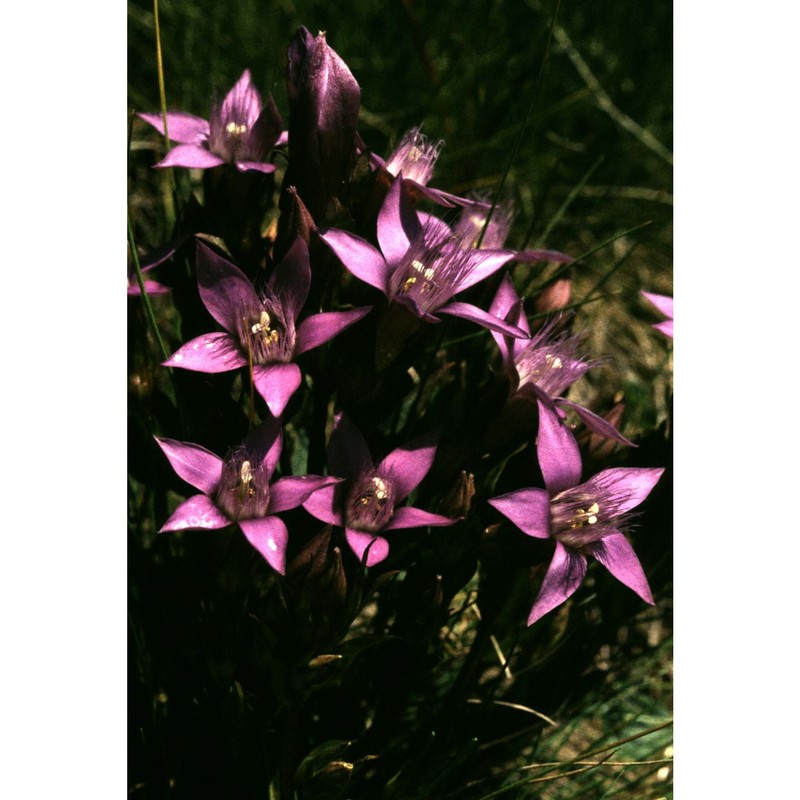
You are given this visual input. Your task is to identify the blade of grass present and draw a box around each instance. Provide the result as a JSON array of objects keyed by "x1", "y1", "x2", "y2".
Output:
[
  {"x1": 153, "y1": 0, "x2": 176, "y2": 227},
  {"x1": 127, "y1": 214, "x2": 171, "y2": 364},
  {"x1": 476, "y1": 0, "x2": 563, "y2": 249},
  {"x1": 530, "y1": 155, "x2": 604, "y2": 251}
]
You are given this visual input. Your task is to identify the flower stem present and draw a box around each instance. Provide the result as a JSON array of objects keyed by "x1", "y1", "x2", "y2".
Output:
[
  {"x1": 127, "y1": 214, "x2": 170, "y2": 363},
  {"x1": 152, "y1": 0, "x2": 176, "y2": 228}
]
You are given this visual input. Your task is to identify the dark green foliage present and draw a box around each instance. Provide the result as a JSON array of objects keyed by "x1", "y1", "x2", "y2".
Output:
[{"x1": 129, "y1": 2, "x2": 672, "y2": 797}]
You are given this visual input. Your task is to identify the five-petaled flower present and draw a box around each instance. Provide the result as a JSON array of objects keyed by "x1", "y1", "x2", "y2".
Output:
[
  {"x1": 319, "y1": 178, "x2": 527, "y2": 337},
  {"x1": 488, "y1": 415, "x2": 663, "y2": 625},
  {"x1": 641, "y1": 291, "x2": 674, "y2": 338},
  {"x1": 156, "y1": 420, "x2": 340, "y2": 574},
  {"x1": 488, "y1": 274, "x2": 635, "y2": 447},
  {"x1": 163, "y1": 237, "x2": 371, "y2": 417},
  {"x1": 139, "y1": 69, "x2": 287, "y2": 173},
  {"x1": 302, "y1": 412, "x2": 458, "y2": 567}
]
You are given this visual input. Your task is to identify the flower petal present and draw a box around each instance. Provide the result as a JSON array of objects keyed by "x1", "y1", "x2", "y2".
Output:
[
  {"x1": 267, "y1": 236, "x2": 311, "y2": 322},
  {"x1": 582, "y1": 467, "x2": 664, "y2": 515},
  {"x1": 376, "y1": 429, "x2": 438, "y2": 502},
  {"x1": 377, "y1": 176, "x2": 421, "y2": 267},
  {"x1": 138, "y1": 111, "x2": 209, "y2": 145},
  {"x1": 383, "y1": 506, "x2": 457, "y2": 530},
  {"x1": 536, "y1": 399, "x2": 582, "y2": 495},
  {"x1": 196, "y1": 241, "x2": 260, "y2": 334},
  {"x1": 555, "y1": 398, "x2": 636, "y2": 448},
  {"x1": 239, "y1": 516, "x2": 289, "y2": 574},
  {"x1": 234, "y1": 160, "x2": 277, "y2": 173},
  {"x1": 163, "y1": 332, "x2": 247, "y2": 373},
  {"x1": 488, "y1": 272, "x2": 522, "y2": 325},
  {"x1": 513, "y1": 248, "x2": 573, "y2": 265},
  {"x1": 155, "y1": 144, "x2": 225, "y2": 170},
  {"x1": 328, "y1": 412, "x2": 373, "y2": 481},
  {"x1": 128, "y1": 279, "x2": 171, "y2": 296},
  {"x1": 318, "y1": 229, "x2": 390, "y2": 294},
  {"x1": 294, "y1": 307, "x2": 372, "y2": 356},
  {"x1": 641, "y1": 291, "x2": 673, "y2": 319},
  {"x1": 241, "y1": 419, "x2": 283, "y2": 477},
  {"x1": 653, "y1": 319, "x2": 674, "y2": 338},
  {"x1": 488, "y1": 274, "x2": 529, "y2": 370},
  {"x1": 527, "y1": 542, "x2": 588, "y2": 625},
  {"x1": 452, "y1": 249, "x2": 516, "y2": 293},
  {"x1": 220, "y1": 69, "x2": 263, "y2": 129},
  {"x1": 269, "y1": 475, "x2": 342, "y2": 513},
  {"x1": 587, "y1": 531, "x2": 654, "y2": 604},
  {"x1": 488, "y1": 487, "x2": 551, "y2": 539},
  {"x1": 302, "y1": 484, "x2": 345, "y2": 526},
  {"x1": 345, "y1": 529, "x2": 390, "y2": 567},
  {"x1": 252, "y1": 363, "x2": 303, "y2": 418},
  {"x1": 155, "y1": 437, "x2": 223, "y2": 495},
  {"x1": 437, "y1": 301, "x2": 528, "y2": 338},
  {"x1": 159, "y1": 494, "x2": 230, "y2": 532}
]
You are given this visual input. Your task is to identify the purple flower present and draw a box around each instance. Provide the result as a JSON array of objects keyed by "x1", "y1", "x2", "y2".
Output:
[
  {"x1": 163, "y1": 238, "x2": 371, "y2": 417},
  {"x1": 361, "y1": 126, "x2": 488, "y2": 210},
  {"x1": 451, "y1": 202, "x2": 573, "y2": 265},
  {"x1": 284, "y1": 27, "x2": 362, "y2": 218},
  {"x1": 641, "y1": 291, "x2": 674, "y2": 338},
  {"x1": 128, "y1": 242, "x2": 175, "y2": 296},
  {"x1": 127, "y1": 237, "x2": 188, "y2": 296},
  {"x1": 139, "y1": 69, "x2": 286, "y2": 173},
  {"x1": 302, "y1": 412, "x2": 458, "y2": 567},
  {"x1": 488, "y1": 424, "x2": 663, "y2": 625},
  {"x1": 489, "y1": 274, "x2": 634, "y2": 446},
  {"x1": 319, "y1": 178, "x2": 526, "y2": 338},
  {"x1": 156, "y1": 421, "x2": 339, "y2": 574}
]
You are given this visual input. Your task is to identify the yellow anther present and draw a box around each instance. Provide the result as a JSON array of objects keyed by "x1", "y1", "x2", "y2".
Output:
[
  {"x1": 251, "y1": 310, "x2": 271, "y2": 335},
  {"x1": 411, "y1": 259, "x2": 436, "y2": 282},
  {"x1": 226, "y1": 121, "x2": 248, "y2": 135},
  {"x1": 371, "y1": 477, "x2": 389, "y2": 501},
  {"x1": 545, "y1": 354, "x2": 564, "y2": 369},
  {"x1": 570, "y1": 501, "x2": 600, "y2": 528},
  {"x1": 234, "y1": 460, "x2": 256, "y2": 501}
]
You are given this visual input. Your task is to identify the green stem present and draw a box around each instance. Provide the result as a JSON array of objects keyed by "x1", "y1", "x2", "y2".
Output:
[
  {"x1": 127, "y1": 214, "x2": 171, "y2": 363},
  {"x1": 153, "y1": 0, "x2": 176, "y2": 227}
]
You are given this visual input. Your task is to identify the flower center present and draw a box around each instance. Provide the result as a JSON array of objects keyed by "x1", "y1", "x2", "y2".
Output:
[
  {"x1": 570, "y1": 501, "x2": 600, "y2": 528},
  {"x1": 384, "y1": 127, "x2": 444, "y2": 186},
  {"x1": 345, "y1": 474, "x2": 396, "y2": 533},
  {"x1": 549, "y1": 492, "x2": 610, "y2": 548},
  {"x1": 239, "y1": 304, "x2": 293, "y2": 365},
  {"x1": 216, "y1": 454, "x2": 271, "y2": 521},
  {"x1": 402, "y1": 259, "x2": 438, "y2": 294}
]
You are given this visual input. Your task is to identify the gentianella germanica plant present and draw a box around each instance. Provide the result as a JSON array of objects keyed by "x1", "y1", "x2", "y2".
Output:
[{"x1": 129, "y1": 22, "x2": 671, "y2": 800}]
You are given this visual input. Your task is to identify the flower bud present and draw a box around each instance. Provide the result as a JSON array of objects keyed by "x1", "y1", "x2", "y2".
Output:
[
  {"x1": 283, "y1": 27, "x2": 361, "y2": 220},
  {"x1": 440, "y1": 471, "x2": 476, "y2": 518}
]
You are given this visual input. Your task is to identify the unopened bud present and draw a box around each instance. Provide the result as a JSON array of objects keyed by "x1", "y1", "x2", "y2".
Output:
[{"x1": 440, "y1": 471, "x2": 476, "y2": 518}]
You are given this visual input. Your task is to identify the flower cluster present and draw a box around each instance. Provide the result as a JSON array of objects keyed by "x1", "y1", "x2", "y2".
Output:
[{"x1": 131, "y1": 25, "x2": 669, "y2": 633}]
